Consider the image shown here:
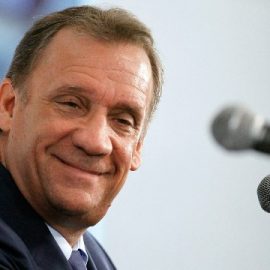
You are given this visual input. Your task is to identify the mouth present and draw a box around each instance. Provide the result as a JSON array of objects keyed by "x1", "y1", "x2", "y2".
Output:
[{"x1": 52, "y1": 154, "x2": 105, "y2": 176}]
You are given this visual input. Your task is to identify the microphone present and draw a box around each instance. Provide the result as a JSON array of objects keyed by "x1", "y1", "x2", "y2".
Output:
[
  {"x1": 257, "y1": 175, "x2": 270, "y2": 212},
  {"x1": 211, "y1": 105, "x2": 270, "y2": 154}
]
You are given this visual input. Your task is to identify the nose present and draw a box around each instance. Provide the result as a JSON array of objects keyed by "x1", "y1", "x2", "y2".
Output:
[{"x1": 71, "y1": 113, "x2": 113, "y2": 156}]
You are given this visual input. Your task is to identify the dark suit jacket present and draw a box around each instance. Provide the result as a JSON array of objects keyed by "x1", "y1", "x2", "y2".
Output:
[{"x1": 0, "y1": 164, "x2": 116, "y2": 270}]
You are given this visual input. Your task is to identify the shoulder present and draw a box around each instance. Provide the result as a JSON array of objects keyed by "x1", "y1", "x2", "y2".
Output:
[{"x1": 0, "y1": 218, "x2": 38, "y2": 269}]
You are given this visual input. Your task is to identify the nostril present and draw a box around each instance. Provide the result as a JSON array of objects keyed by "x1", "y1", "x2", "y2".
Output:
[{"x1": 76, "y1": 145, "x2": 106, "y2": 157}]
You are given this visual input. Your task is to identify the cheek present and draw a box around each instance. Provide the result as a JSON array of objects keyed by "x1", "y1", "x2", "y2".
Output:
[
  {"x1": 108, "y1": 144, "x2": 138, "y2": 201},
  {"x1": 7, "y1": 118, "x2": 30, "y2": 158},
  {"x1": 115, "y1": 140, "x2": 134, "y2": 162},
  {"x1": 113, "y1": 140, "x2": 138, "y2": 179}
]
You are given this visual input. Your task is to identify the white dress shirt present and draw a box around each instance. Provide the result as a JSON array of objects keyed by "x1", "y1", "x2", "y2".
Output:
[{"x1": 46, "y1": 224, "x2": 88, "y2": 265}]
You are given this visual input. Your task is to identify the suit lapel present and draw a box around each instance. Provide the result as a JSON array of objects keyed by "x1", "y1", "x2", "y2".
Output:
[
  {"x1": 84, "y1": 232, "x2": 116, "y2": 270},
  {"x1": 0, "y1": 164, "x2": 116, "y2": 270},
  {"x1": 0, "y1": 165, "x2": 72, "y2": 270}
]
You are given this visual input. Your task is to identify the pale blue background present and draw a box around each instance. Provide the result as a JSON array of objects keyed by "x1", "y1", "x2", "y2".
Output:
[{"x1": 1, "y1": 1, "x2": 270, "y2": 269}]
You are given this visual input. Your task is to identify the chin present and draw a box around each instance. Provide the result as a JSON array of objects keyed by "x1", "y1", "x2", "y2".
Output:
[{"x1": 47, "y1": 195, "x2": 110, "y2": 226}]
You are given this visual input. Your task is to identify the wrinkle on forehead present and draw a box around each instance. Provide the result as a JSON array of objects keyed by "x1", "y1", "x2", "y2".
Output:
[
  {"x1": 63, "y1": 63, "x2": 151, "y2": 94},
  {"x1": 106, "y1": 70, "x2": 150, "y2": 94},
  {"x1": 30, "y1": 28, "x2": 153, "y2": 109},
  {"x1": 38, "y1": 28, "x2": 153, "y2": 90}
]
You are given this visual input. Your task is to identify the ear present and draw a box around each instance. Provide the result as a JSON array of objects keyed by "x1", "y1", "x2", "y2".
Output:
[
  {"x1": 130, "y1": 139, "x2": 143, "y2": 171},
  {"x1": 0, "y1": 79, "x2": 16, "y2": 132}
]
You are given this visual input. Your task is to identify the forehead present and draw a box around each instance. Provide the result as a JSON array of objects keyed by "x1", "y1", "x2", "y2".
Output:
[
  {"x1": 40, "y1": 28, "x2": 151, "y2": 86},
  {"x1": 26, "y1": 28, "x2": 153, "y2": 106}
]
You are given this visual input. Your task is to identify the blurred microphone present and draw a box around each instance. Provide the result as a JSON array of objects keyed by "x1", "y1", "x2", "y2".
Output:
[
  {"x1": 211, "y1": 105, "x2": 270, "y2": 154},
  {"x1": 257, "y1": 175, "x2": 270, "y2": 212}
]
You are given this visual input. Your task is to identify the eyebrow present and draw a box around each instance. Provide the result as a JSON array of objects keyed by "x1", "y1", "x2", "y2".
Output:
[{"x1": 55, "y1": 85, "x2": 90, "y2": 95}]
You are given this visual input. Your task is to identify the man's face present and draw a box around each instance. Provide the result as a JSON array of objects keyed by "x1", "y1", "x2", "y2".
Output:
[{"x1": 1, "y1": 28, "x2": 153, "y2": 228}]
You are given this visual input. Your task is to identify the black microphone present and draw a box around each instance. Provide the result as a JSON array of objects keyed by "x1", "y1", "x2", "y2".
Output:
[
  {"x1": 211, "y1": 105, "x2": 270, "y2": 154},
  {"x1": 257, "y1": 175, "x2": 270, "y2": 212}
]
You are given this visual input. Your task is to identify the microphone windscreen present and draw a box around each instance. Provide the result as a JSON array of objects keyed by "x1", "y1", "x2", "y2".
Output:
[
  {"x1": 257, "y1": 175, "x2": 270, "y2": 213},
  {"x1": 211, "y1": 106, "x2": 255, "y2": 150}
]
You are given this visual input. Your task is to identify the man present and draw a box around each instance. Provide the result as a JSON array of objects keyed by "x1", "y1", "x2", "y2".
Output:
[{"x1": 0, "y1": 5, "x2": 163, "y2": 270}]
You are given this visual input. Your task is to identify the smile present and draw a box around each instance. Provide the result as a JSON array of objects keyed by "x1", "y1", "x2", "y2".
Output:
[{"x1": 52, "y1": 154, "x2": 105, "y2": 176}]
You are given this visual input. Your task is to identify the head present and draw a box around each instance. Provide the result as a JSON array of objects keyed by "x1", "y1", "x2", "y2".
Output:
[
  {"x1": 0, "y1": 6, "x2": 163, "y2": 233},
  {"x1": 6, "y1": 5, "x2": 163, "y2": 127}
]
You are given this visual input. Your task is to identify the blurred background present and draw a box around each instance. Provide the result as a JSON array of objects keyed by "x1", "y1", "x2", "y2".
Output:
[{"x1": 1, "y1": 0, "x2": 270, "y2": 269}]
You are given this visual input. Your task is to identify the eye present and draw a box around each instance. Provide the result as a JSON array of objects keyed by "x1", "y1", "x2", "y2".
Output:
[
  {"x1": 55, "y1": 96, "x2": 82, "y2": 110},
  {"x1": 54, "y1": 95, "x2": 88, "y2": 117},
  {"x1": 60, "y1": 101, "x2": 80, "y2": 109},
  {"x1": 116, "y1": 118, "x2": 134, "y2": 127},
  {"x1": 112, "y1": 113, "x2": 137, "y2": 134},
  {"x1": 110, "y1": 109, "x2": 141, "y2": 135}
]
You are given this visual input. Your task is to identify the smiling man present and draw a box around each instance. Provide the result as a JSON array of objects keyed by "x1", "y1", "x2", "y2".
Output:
[{"x1": 0, "y1": 5, "x2": 163, "y2": 270}]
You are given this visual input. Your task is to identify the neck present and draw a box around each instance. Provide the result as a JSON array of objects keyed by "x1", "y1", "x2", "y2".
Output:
[{"x1": 48, "y1": 222, "x2": 86, "y2": 247}]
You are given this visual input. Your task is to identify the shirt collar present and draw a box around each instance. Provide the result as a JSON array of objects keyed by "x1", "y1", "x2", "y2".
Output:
[{"x1": 46, "y1": 224, "x2": 88, "y2": 264}]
